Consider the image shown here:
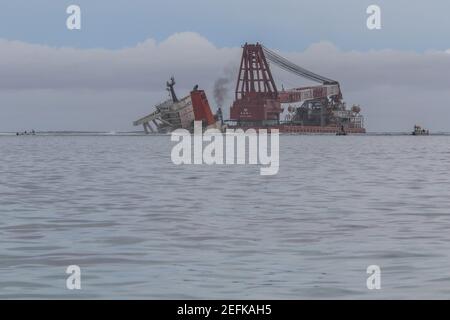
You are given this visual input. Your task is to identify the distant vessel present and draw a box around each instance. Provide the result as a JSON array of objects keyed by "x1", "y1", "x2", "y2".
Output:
[
  {"x1": 16, "y1": 130, "x2": 36, "y2": 136},
  {"x1": 412, "y1": 125, "x2": 429, "y2": 136},
  {"x1": 336, "y1": 125, "x2": 347, "y2": 136}
]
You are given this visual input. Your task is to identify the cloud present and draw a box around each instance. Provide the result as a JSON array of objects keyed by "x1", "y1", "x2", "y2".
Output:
[
  {"x1": 0, "y1": 32, "x2": 240, "y2": 91},
  {"x1": 274, "y1": 41, "x2": 450, "y2": 92},
  {"x1": 1, "y1": 32, "x2": 450, "y2": 132}
]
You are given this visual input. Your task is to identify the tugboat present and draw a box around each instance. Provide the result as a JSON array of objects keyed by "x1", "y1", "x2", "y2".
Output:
[{"x1": 412, "y1": 125, "x2": 429, "y2": 136}]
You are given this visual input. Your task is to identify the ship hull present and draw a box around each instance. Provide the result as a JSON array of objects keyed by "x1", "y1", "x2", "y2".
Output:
[{"x1": 227, "y1": 124, "x2": 366, "y2": 134}]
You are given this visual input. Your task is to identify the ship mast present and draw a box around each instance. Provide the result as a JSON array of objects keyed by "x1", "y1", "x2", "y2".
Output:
[{"x1": 166, "y1": 76, "x2": 178, "y2": 102}]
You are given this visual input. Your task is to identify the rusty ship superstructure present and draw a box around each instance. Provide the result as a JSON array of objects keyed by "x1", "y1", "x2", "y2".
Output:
[{"x1": 133, "y1": 77, "x2": 221, "y2": 133}]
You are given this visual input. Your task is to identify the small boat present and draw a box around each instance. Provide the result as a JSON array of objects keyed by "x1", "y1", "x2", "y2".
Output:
[
  {"x1": 412, "y1": 125, "x2": 429, "y2": 136},
  {"x1": 16, "y1": 130, "x2": 36, "y2": 136},
  {"x1": 336, "y1": 125, "x2": 347, "y2": 136}
]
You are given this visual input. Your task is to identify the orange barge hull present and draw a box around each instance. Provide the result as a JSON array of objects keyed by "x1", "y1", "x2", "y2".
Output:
[{"x1": 228, "y1": 125, "x2": 366, "y2": 134}]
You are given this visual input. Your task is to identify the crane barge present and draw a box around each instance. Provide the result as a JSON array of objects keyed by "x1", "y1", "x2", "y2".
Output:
[{"x1": 228, "y1": 43, "x2": 365, "y2": 134}]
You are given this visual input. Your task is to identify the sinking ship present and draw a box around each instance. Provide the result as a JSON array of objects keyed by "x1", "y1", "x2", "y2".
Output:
[{"x1": 133, "y1": 77, "x2": 223, "y2": 133}]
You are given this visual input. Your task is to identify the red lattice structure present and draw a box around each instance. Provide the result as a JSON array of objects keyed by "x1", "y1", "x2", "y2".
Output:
[{"x1": 230, "y1": 43, "x2": 283, "y2": 124}]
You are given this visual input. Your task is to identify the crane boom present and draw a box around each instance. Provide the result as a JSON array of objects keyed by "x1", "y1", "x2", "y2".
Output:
[
  {"x1": 262, "y1": 46, "x2": 338, "y2": 85},
  {"x1": 261, "y1": 45, "x2": 342, "y2": 104}
]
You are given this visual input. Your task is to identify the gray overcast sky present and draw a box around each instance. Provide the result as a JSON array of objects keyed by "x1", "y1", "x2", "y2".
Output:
[
  {"x1": 2, "y1": 0, "x2": 450, "y2": 51},
  {"x1": 1, "y1": 1, "x2": 450, "y2": 132}
]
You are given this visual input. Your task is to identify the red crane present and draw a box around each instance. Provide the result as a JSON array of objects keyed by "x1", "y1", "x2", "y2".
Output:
[
  {"x1": 230, "y1": 43, "x2": 283, "y2": 124},
  {"x1": 229, "y1": 43, "x2": 345, "y2": 127}
]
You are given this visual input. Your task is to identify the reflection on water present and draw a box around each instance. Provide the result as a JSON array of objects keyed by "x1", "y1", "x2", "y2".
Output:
[{"x1": 1, "y1": 135, "x2": 450, "y2": 299}]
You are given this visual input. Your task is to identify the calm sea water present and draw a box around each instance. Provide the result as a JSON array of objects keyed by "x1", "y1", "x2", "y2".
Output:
[{"x1": 1, "y1": 134, "x2": 450, "y2": 299}]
